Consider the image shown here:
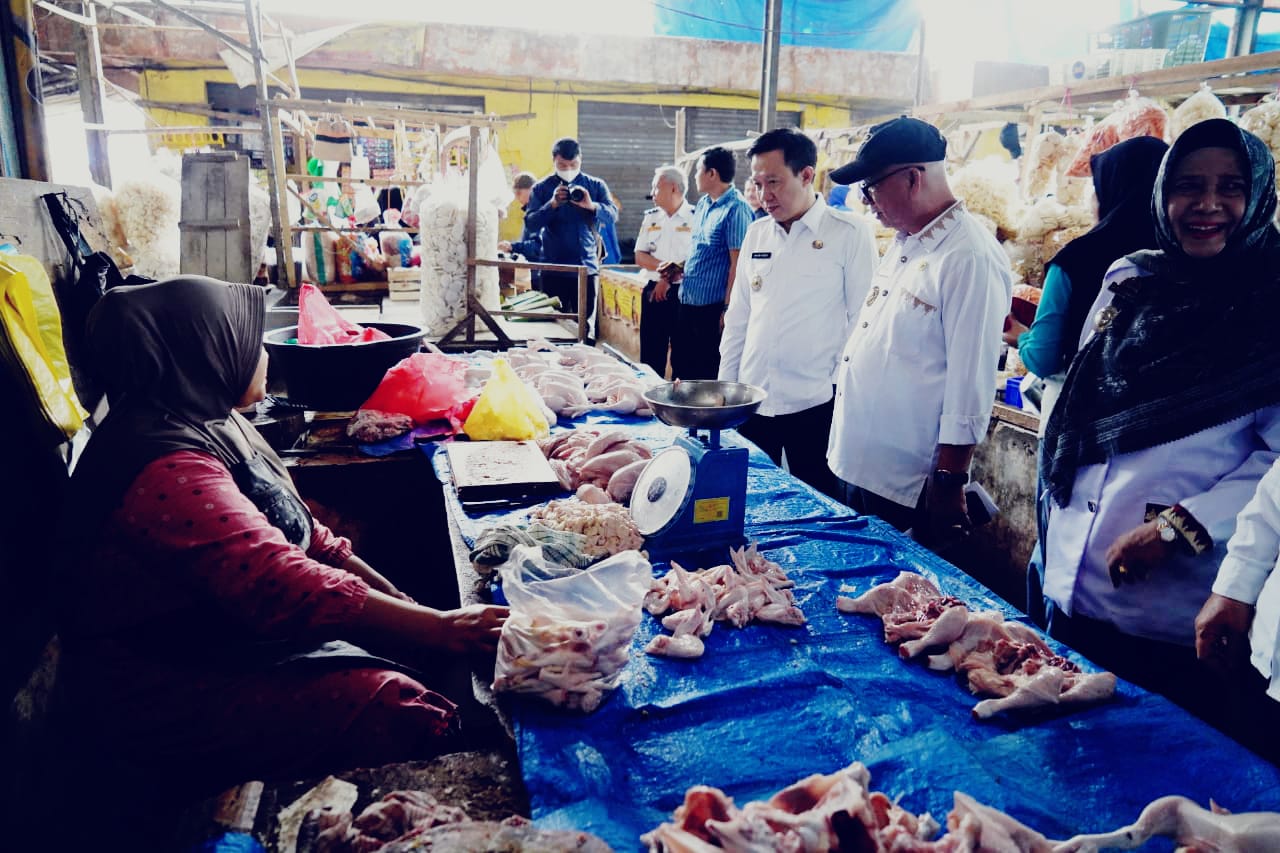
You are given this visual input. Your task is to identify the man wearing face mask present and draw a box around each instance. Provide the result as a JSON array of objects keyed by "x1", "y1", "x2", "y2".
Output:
[
  {"x1": 719, "y1": 128, "x2": 877, "y2": 498},
  {"x1": 524, "y1": 138, "x2": 619, "y2": 322}
]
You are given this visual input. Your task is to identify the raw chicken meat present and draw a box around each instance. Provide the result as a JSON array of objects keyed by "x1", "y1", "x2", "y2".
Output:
[
  {"x1": 298, "y1": 792, "x2": 610, "y2": 853},
  {"x1": 492, "y1": 613, "x2": 632, "y2": 712},
  {"x1": 501, "y1": 340, "x2": 656, "y2": 419},
  {"x1": 606, "y1": 458, "x2": 649, "y2": 503},
  {"x1": 535, "y1": 426, "x2": 653, "y2": 500},
  {"x1": 346, "y1": 409, "x2": 414, "y2": 443},
  {"x1": 1056, "y1": 796, "x2": 1280, "y2": 853},
  {"x1": 838, "y1": 572, "x2": 1115, "y2": 720},
  {"x1": 641, "y1": 761, "x2": 1079, "y2": 853},
  {"x1": 645, "y1": 544, "x2": 805, "y2": 660}
]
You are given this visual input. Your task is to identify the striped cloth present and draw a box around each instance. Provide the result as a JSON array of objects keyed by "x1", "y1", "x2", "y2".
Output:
[
  {"x1": 469, "y1": 523, "x2": 591, "y2": 575},
  {"x1": 679, "y1": 186, "x2": 753, "y2": 306}
]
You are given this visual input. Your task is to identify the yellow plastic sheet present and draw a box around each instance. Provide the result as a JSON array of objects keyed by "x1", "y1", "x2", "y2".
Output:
[
  {"x1": 0, "y1": 254, "x2": 87, "y2": 437},
  {"x1": 463, "y1": 358, "x2": 550, "y2": 441}
]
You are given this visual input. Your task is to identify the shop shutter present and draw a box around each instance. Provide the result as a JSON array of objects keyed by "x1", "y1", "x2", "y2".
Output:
[
  {"x1": 577, "y1": 101, "x2": 681, "y2": 261},
  {"x1": 686, "y1": 107, "x2": 801, "y2": 189}
]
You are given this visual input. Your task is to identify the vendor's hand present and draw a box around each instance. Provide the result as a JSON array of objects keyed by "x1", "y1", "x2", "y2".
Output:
[
  {"x1": 498, "y1": 240, "x2": 513, "y2": 253},
  {"x1": 1104, "y1": 521, "x2": 1174, "y2": 588},
  {"x1": 440, "y1": 604, "x2": 509, "y2": 654},
  {"x1": 924, "y1": 481, "x2": 971, "y2": 546},
  {"x1": 719, "y1": 309, "x2": 726, "y2": 332},
  {"x1": 1002, "y1": 315, "x2": 1029, "y2": 348},
  {"x1": 1195, "y1": 593, "x2": 1253, "y2": 673},
  {"x1": 652, "y1": 279, "x2": 670, "y2": 302}
]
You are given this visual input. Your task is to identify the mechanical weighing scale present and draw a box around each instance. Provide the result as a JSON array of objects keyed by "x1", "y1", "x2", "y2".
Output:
[{"x1": 631, "y1": 381, "x2": 767, "y2": 559}]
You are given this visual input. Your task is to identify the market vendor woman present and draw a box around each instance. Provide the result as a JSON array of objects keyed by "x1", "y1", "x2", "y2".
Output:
[
  {"x1": 1040, "y1": 120, "x2": 1280, "y2": 734},
  {"x1": 57, "y1": 276, "x2": 507, "y2": 789}
]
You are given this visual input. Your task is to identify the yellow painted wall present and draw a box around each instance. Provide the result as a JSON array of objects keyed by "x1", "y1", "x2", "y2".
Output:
[{"x1": 138, "y1": 67, "x2": 854, "y2": 240}]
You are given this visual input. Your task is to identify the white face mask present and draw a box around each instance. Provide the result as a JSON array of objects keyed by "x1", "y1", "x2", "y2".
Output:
[{"x1": 556, "y1": 167, "x2": 580, "y2": 182}]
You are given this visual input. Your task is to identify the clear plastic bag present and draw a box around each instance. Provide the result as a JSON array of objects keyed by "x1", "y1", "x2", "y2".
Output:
[{"x1": 492, "y1": 548, "x2": 653, "y2": 712}]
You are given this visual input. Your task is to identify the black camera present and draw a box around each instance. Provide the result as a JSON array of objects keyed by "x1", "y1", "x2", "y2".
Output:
[{"x1": 563, "y1": 184, "x2": 588, "y2": 203}]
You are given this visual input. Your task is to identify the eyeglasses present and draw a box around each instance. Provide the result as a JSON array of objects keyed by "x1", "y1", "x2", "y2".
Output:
[{"x1": 860, "y1": 165, "x2": 920, "y2": 204}]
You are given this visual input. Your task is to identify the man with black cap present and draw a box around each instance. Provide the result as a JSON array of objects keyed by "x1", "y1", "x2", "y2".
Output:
[
  {"x1": 524, "y1": 138, "x2": 619, "y2": 322},
  {"x1": 826, "y1": 117, "x2": 1012, "y2": 547}
]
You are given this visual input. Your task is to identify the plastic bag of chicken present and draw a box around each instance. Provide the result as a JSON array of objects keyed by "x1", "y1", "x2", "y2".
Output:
[{"x1": 492, "y1": 549, "x2": 652, "y2": 712}]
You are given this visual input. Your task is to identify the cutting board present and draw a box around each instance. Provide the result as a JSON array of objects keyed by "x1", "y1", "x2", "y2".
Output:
[{"x1": 446, "y1": 440, "x2": 562, "y2": 506}]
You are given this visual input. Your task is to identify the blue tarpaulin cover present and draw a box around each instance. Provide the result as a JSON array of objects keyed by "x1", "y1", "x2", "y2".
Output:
[
  {"x1": 652, "y1": 0, "x2": 919, "y2": 53},
  {"x1": 429, "y1": 414, "x2": 1280, "y2": 852}
]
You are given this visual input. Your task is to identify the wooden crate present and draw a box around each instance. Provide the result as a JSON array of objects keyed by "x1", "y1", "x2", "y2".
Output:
[{"x1": 387, "y1": 267, "x2": 420, "y2": 302}]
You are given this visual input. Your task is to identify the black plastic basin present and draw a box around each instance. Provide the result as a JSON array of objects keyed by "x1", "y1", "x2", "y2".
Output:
[{"x1": 263, "y1": 322, "x2": 426, "y2": 411}]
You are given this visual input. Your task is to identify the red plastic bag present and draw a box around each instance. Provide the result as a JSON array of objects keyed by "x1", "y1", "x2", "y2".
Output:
[
  {"x1": 359, "y1": 352, "x2": 471, "y2": 425},
  {"x1": 296, "y1": 282, "x2": 390, "y2": 345}
]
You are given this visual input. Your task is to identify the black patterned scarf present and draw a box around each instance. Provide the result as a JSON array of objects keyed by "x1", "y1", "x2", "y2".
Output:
[{"x1": 1043, "y1": 120, "x2": 1280, "y2": 506}]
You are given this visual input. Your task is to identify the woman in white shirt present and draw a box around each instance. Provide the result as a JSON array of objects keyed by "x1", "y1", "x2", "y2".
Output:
[{"x1": 1039, "y1": 120, "x2": 1280, "y2": 735}]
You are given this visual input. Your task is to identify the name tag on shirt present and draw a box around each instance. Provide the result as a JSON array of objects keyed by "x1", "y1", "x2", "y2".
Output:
[
  {"x1": 751, "y1": 252, "x2": 772, "y2": 259},
  {"x1": 676, "y1": 225, "x2": 692, "y2": 232}
]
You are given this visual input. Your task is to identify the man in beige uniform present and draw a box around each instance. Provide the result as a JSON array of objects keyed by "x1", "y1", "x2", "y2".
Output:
[{"x1": 634, "y1": 166, "x2": 694, "y2": 378}]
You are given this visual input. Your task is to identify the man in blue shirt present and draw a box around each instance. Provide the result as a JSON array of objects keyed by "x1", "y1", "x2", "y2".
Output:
[
  {"x1": 671, "y1": 146, "x2": 752, "y2": 379},
  {"x1": 523, "y1": 138, "x2": 619, "y2": 321},
  {"x1": 500, "y1": 171, "x2": 542, "y2": 289}
]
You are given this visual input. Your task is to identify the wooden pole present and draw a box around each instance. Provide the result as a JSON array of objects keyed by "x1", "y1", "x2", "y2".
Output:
[
  {"x1": 577, "y1": 267, "x2": 588, "y2": 343},
  {"x1": 243, "y1": 0, "x2": 292, "y2": 287},
  {"x1": 465, "y1": 124, "x2": 480, "y2": 345},
  {"x1": 73, "y1": 0, "x2": 111, "y2": 187}
]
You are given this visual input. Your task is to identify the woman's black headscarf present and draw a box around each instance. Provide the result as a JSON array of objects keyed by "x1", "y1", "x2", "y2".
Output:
[
  {"x1": 1049, "y1": 135, "x2": 1168, "y2": 360},
  {"x1": 1043, "y1": 119, "x2": 1280, "y2": 506},
  {"x1": 63, "y1": 276, "x2": 306, "y2": 558}
]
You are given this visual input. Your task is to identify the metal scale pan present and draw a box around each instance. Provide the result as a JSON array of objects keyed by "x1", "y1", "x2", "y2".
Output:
[{"x1": 631, "y1": 381, "x2": 766, "y2": 557}]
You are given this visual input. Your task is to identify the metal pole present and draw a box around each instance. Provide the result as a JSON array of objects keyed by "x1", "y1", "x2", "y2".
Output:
[
  {"x1": 73, "y1": 0, "x2": 111, "y2": 187},
  {"x1": 243, "y1": 0, "x2": 291, "y2": 286},
  {"x1": 757, "y1": 0, "x2": 782, "y2": 133},
  {"x1": 1229, "y1": 0, "x2": 1262, "y2": 57},
  {"x1": 914, "y1": 16, "x2": 927, "y2": 109}
]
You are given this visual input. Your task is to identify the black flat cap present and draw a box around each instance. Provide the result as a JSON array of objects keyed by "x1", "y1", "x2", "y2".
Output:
[{"x1": 830, "y1": 116, "x2": 947, "y2": 185}]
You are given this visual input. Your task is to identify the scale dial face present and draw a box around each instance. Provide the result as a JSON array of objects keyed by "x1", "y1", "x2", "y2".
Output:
[{"x1": 630, "y1": 446, "x2": 694, "y2": 535}]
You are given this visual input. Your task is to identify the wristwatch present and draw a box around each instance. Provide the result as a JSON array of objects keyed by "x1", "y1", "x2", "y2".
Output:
[
  {"x1": 931, "y1": 469, "x2": 969, "y2": 488},
  {"x1": 1155, "y1": 514, "x2": 1178, "y2": 543}
]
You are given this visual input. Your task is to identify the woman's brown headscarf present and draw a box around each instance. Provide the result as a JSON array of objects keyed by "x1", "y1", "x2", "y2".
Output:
[{"x1": 64, "y1": 276, "x2": 303, "y2": 555}]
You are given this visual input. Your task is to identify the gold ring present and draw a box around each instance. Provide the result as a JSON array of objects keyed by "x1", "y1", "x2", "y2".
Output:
[{"x1": 1116, "y1": 564, "x2": 1129, "y2": 577}]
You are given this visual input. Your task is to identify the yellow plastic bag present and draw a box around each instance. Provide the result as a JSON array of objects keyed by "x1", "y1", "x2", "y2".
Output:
[
  {"x1": 463, "y1": 358, "x2": 550, "y2": 441},
  {"x1": 0, "y1": 254, "x2": 87, "y2": 437}
]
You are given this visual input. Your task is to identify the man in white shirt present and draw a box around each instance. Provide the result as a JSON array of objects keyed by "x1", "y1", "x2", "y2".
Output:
[
  {"x1": 1195, "y1": 457, "x2": 1280, "y2": 764},
  {"x1": 634, "y1": 166, "x2": 695, "y2": 378},
  {"x1": 719, "y1": 128, "x2": 876, "y2": 497},
  {"x1": 827, "y1": 117, "x2": 1012, "y2": 545}
]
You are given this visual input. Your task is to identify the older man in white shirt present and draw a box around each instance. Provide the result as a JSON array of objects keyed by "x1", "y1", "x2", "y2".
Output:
[
  {"x1": 719, "y1": 128, "x2": 876, "y2": 497},
  {"x1": 827, "y1": 117, "x2": 1012, "y2": 545},
  {"x1": 634, "y1": 166, "x2": 695, "y2": 378}
]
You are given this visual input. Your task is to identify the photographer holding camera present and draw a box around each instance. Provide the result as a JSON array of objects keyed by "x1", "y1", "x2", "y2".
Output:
[{"x1": 524, "y1": 138, "x2": 619, "y2": 325}]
